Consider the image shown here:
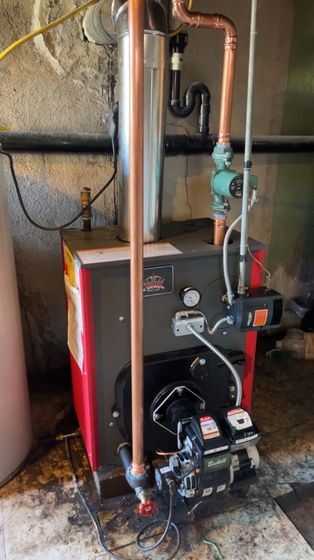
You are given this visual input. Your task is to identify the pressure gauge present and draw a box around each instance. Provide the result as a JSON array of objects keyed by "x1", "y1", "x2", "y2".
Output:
[{"x1": 180, "y1": 287, "x2": 201, "y2": 308}]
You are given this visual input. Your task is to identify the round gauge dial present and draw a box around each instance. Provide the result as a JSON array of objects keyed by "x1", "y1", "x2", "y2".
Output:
[{"x1": 180, "y1": 287, "x2": 201, "y2": 308}]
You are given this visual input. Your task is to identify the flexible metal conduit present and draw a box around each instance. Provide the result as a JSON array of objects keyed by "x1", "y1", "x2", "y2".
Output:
[
  {"x1": 172, "y1": 0, "x2": 237, "y2": 146},
  {"x1": 1, "y1": 132, "x2": 314, "y2": 154},
  {"x1": 187, "y1": 324, "x2": 242, "y2": 406},
  {"x1": 128, "y1": 0, "x2": 145, "y2": 478}
]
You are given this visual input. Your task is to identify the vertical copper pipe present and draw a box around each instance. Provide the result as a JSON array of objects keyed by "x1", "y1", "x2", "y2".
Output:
[
  {"x1": 129, "y1": 0, "x2": 145, "y2": 476},
  {"x1": 213, "y1": 216, "x2": 226, "y2": 245},
  {"x1": 172, "y1": 0, "x2": 237, "y2": 146}
]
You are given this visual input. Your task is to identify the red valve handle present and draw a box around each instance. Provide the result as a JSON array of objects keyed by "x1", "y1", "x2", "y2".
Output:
[{"x1": 138, "y1": 499, "x2": 158, "y2": 517}]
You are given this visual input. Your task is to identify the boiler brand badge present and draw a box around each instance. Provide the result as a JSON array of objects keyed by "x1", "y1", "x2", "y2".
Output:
[
  {"x1": 143, "y1": 274, "x2": 165, "y2": 294},
  {"x1": 143, "y1": 266, "x2": 174, "y2": 297}
]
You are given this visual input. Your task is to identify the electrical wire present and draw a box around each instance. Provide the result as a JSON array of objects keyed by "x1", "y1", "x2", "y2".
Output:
[
  {"x1": 203, "y1": 315, "x2": 231, "y2": 335},
  {"x1": 156, "y1": 449, "x2": 177, "y2": 456},
  {"x1": 0, "y1": 0, "x2": 100, "y2": 61},
  {"x1": 65, "y1": 437, "x2": 181, "y2": 560},
  {"x1": 169, "y1": 0, "x2": 193, "y2": 37},
  {"x1": 136, "y1": 482, "x2": 180, "y2": 555},
  {"x1": 186, "y1": 323, "x2": 242, "y2": 406},
  {"x1": 247, "y1": 243, "x2": 271, "y2": 286},
  {"x1": 203, "y1": 539, "x2": 223, "y2": 559},
  {"x1": 65, "y1": 437, "x2": 126, "y2": 560},
  {"x1": 0, "y1": 148, "x2": 117, "y2": 231}
]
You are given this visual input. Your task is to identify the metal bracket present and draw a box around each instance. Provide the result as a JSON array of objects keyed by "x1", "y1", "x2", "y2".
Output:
[{"x1": 152, "y1": 385, "x2": 206, "y2": 436}]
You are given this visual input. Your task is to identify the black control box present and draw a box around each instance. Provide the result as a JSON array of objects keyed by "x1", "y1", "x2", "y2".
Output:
[
  {"x1": 230, "y1": 287, "x2": 283, "y2": 331},
  {"x1": 221, "y1": 407, "x2": 260, "y2": 448}
]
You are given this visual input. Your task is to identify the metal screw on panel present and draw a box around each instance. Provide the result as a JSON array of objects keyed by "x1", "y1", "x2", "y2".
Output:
[
  {"x1": 112, "y1": 409, "x2": 120, "y2": 418},
  {"x1": 109, "y1": 422, "x2": 114, "y2": 427},
  {"x1": 153, "y1": 413, "x2": 161, "y2": 421},
  {"x1": 119, "y1": 316, "x2": 125, "y2": 322},
  {"x1": 222, "y1": 331, "x2": 228, "y2": 336},
  {"x1": 199, "y1": 358, "x2": 206, "y2": 366},
  {"x1": 199, "y1": 402, "x2": 205, "y2": 410}
]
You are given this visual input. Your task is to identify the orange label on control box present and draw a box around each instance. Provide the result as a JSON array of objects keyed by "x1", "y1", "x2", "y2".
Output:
[{"x1": 253, "y1": 308, "x2": 268, "y2": 327}]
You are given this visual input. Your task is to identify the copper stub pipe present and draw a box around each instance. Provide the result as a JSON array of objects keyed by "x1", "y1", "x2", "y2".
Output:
[
  {"x1": 172, "y1": 0, "x2": 237, "y2": 146},
  {"x1": 129, "y1": 0, "x2": 145, "y2": 476},
  {"x1": 213, "y1": 216, "x2": 226, "y2": 246}
]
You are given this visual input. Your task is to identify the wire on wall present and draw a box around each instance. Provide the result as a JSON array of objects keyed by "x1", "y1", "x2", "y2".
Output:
[
  {"x1": 0, "y1": 148, "x2": 117, "y2": 232},
  {"x1": 0, "y1": 0, "x2": 99, "y2": 61}
]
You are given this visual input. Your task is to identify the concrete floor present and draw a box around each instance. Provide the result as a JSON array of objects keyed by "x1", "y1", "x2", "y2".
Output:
[{"x1": 1, "y1": 340, "x2": 314, "y2": 560}]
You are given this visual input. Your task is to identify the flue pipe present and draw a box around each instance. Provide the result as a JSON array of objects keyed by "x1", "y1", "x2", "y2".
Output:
[
  {"x1": 129, "y1": 0, "x2": 145, "y2": 477},
  {"x1": 172, "y1": 0, "x2": 237, "y2": 146}
]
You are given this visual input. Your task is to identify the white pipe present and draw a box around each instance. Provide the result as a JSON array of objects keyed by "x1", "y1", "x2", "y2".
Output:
[{"x1": 238, "y1": 0, "x2": 258, "y2": 294}]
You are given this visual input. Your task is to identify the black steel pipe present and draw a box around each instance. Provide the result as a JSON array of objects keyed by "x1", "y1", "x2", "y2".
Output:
[
  {"x1": 165, "y1": 134, "x2": 314, "y2": 155},
  {"x1": 118, "y1": 443, "x2": 132, "y2": 474},
  {"x1": 0, "y1": 132, "x2": 314, "y2": 155},
  {"x1": 0, "y1": 132, "x2": 113, "y2": 154},
  {"x1": 169, "y1": 33, "x2": 210, "y2": 134},
  {"x1": 169, "y1": 78, "x2": 211, "y2": 134}
]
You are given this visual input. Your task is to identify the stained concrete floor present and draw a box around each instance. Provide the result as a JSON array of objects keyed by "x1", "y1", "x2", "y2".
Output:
[{"x1": 1, "y1": 339, "x2": 314, "y2": 560}]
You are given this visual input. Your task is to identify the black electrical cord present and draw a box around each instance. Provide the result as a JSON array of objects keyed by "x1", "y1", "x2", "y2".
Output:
[
  {"x1": 0, "y1": 148, "x2": 117, "y2": 232},
  {"x1": 136, "y1": 482, "x2": 180, "y2": 554},
  {"x1": 65, "y1": 437, "x2": 181, "y2": 560},
  {"x1": 64, "y1": 437, "x2": 125, "y2": 560}
]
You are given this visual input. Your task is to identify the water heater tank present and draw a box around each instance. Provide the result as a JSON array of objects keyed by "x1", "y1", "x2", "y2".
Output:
[{"x1": 0, "y1": 154, "x2": 32, "y2": 486}]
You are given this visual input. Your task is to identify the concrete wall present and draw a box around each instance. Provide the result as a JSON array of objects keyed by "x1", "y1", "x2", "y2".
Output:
[{"x1": 0, "y1": 0, "x2": 294, "y2": 377}]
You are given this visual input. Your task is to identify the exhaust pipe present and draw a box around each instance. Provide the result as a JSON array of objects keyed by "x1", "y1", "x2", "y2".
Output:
[{"x1": 113, "y1": 0, "x2": 168, "y2": 243}]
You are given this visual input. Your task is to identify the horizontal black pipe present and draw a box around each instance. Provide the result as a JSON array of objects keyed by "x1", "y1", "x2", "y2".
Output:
[
  {"x1": 1, "y1": 132, "x2": 314, "y2": 155},
  {"x1": 0, "y1": 133, "x2": 114, "y2": 154},
  {"x1": 167, "y1": 135, "x2": 314, "y2": 155}
]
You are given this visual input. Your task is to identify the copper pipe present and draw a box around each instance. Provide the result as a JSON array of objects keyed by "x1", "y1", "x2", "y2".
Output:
[
  {"x1": 213, "y1": 216, "x2": 226, "y2": 246},
  {"x1": 129, "y1": 0, "x2": 145, "y2": 477},
  {"x1": 172, "y1": 0, "x2": 237, "y2": 146}
]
